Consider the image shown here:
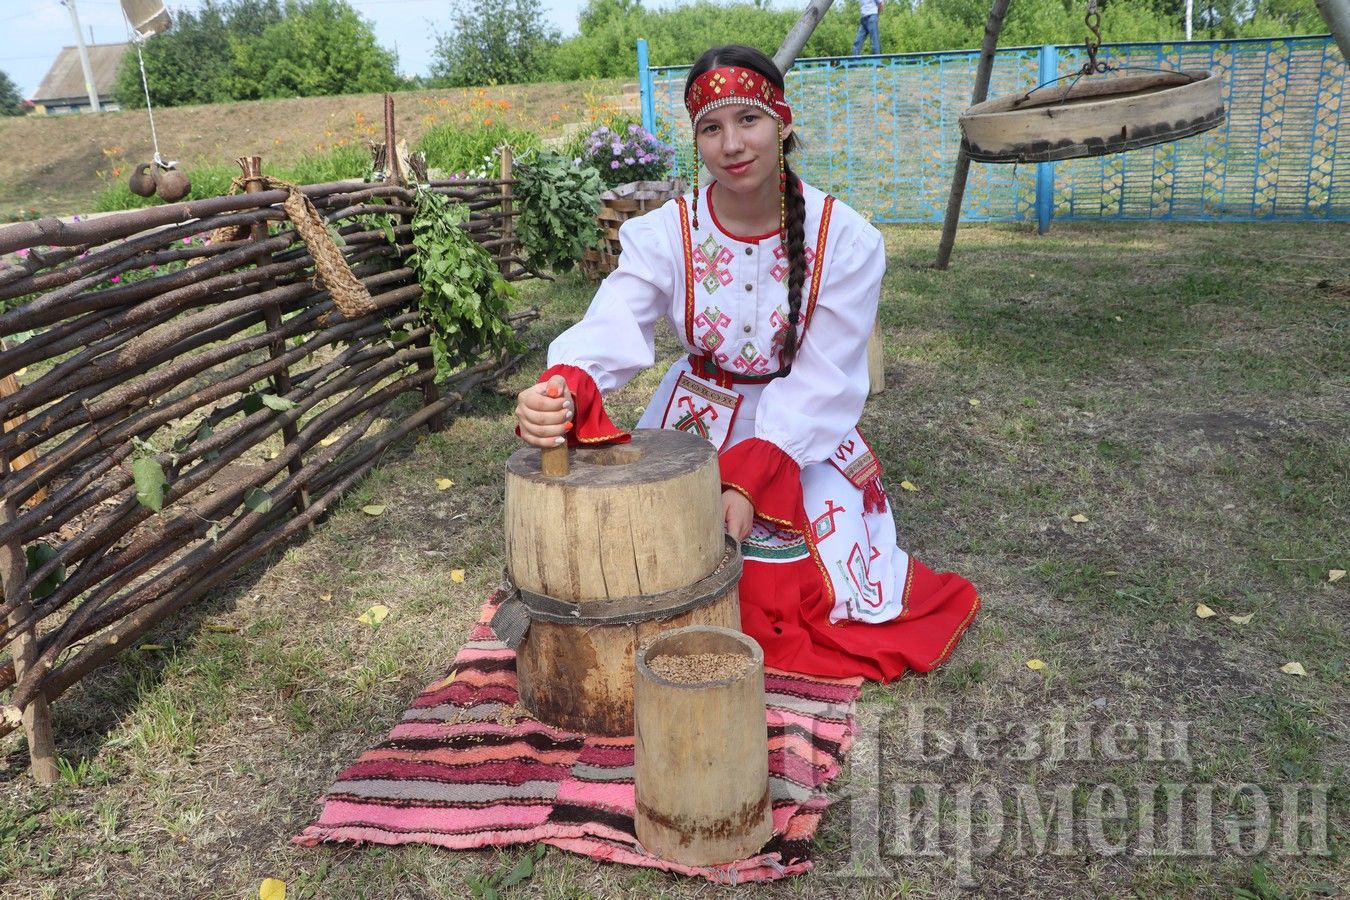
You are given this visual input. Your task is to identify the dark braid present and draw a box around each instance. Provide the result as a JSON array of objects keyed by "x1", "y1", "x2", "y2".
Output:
[{"x1": 780, "y1": 161, "x2": 807, "y2": 368}]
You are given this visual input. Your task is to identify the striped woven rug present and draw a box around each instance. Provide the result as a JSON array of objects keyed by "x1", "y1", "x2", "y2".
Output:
[{"x1": 295, "y1": 592, "x2": 862, "y2": 884}]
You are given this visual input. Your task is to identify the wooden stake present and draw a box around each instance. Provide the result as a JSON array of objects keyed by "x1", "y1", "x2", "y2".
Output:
[
  {"x1": 498, "y1": 144, "x2": 514, "y2": 277},
  {"x1": 933, "y1": 0, "x2": 1011, "y2": 270},
  {"x1": 1, "y1": 482, "x2": 58, "y2": 782}
]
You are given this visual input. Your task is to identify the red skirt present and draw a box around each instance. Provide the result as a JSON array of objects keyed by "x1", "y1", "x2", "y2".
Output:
[{"x1": 737, "y1": 553, "x2": 980, "y2": 682}]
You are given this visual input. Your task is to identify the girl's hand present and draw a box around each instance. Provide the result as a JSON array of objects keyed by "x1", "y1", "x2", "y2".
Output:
[
  {"x1": 515, "y1": 375, "x2": 574, "y2": 447},
  {"x1": 721, "y1": 489, "x2": 754, "y2": 542}
]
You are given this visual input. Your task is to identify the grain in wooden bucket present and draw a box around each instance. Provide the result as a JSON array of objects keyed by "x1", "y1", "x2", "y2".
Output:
[
  {"x1": 501, "y1": 429, "x2": 742, "y2": 736},
  {"x1": 634, "y1": 625, "x2": 772, "y2": 866}
]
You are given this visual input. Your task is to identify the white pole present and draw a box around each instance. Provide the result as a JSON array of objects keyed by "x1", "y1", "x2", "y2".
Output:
[
  {"x1": 61, "y1": 0, "x2": 102, "y2": 113},
  {"x1": 1185, "y1": 0, "x2": 1193, "y2": 40}
]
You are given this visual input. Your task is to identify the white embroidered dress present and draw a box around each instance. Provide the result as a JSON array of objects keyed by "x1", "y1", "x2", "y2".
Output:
[{"x1": 547, "y1": 182, "x2": 913, "y2": 624}]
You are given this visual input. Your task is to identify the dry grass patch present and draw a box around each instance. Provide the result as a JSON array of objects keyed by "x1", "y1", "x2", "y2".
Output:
[{"x1": 2, "y1": 221, "x2": 1346, "y2": 899}]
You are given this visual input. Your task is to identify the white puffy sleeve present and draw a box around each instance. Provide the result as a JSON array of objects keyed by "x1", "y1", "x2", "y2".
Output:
[
  {"x1": 545, "y1": 202, "x2": 679, "y2": 393},
  {"x1": 755, "y1": 220, "x2": 885, "y2": 466}
]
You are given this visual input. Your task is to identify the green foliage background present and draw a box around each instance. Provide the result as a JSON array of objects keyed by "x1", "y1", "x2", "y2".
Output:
[
  {"x1": 109, "y1": 0, "x2": 1329, "y2": 101},
  {"x1": 464, "y1": 0, "x2": 1330, "y2": 84},
  {"x1": 114, "y1": 0, "x2": 398, "y2": 108},
  {"x1": 0, "y1": 70, "x2": 26, "y2": 116}
]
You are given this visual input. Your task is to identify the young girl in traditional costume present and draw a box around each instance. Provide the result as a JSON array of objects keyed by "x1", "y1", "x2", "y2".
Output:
[{"x1": 516, "y1": 45, "x2": 979, "y2": 682}]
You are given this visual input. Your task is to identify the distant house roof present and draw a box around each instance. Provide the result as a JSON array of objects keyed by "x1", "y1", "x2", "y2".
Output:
[{"x1": 31, "y1": 43, "x2": 129, "y2": 102}]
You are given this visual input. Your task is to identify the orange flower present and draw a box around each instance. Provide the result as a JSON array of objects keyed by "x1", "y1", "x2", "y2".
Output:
[{"x1": 483, "y1": 117, "x2": 494, "y2": 126}]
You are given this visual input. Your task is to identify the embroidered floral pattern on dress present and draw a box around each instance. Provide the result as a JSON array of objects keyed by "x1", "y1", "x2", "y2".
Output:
[
  {"x1": 770, "y1": 241, "x2": 816, "y2": 283},
  {"x1": 812, "y1": 498, "x2": 846, "y2": 541},
  {"x1": 769, "y1": 306, "x2": 791, "y2": 353},
  {"x1": 693, "y1": 235, "x2": 734, "y2": 294},
  {"x1": 741, "y1": 520, "x2": 809, "y2": 562},
  {"x1": 734, "y1": 340, "x2": 773, "y2": 375},
  {"x1": 694, "y1": 305, "x2": 731, "y2": 353}
]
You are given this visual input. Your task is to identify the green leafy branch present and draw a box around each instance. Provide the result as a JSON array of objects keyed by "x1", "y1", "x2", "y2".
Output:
[
  {"x1": 405, "y1": 187, "x2": 520, "y2": 382},
  {"x1": 513, "y1": 150, "x2": 603, "y2": 274}
]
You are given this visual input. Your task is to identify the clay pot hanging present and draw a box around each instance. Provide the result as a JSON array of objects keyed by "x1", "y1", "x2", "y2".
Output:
[
  {"x1": 155, "y1": 167, "x2": 191, "y2": 203},
  {"x1": 127, "y1": 163, "x2": 157, "y2": 197}
]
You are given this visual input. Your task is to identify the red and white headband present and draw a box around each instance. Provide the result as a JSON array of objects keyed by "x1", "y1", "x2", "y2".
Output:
[{"x1": 685, "y1": 66, "x2": 793, "y2": 128}]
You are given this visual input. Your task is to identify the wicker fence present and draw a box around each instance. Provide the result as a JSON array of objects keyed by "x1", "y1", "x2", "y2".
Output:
[{"x1": 0, "y1": 162, "x2": 538, "y2": 779}]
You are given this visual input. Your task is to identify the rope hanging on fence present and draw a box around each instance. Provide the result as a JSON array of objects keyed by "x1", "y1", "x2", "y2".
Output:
[
  {"x1": 198, "y1": 174, "x2": 376, "y2": 319},
  {"x1": 273, "y1": 178, "x2": 375, "y2": 318}
]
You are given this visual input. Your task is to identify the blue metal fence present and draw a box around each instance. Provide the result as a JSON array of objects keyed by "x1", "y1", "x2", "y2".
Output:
[{"x1": 639, "y1": 35, "x2": 1347, "y2": 225}]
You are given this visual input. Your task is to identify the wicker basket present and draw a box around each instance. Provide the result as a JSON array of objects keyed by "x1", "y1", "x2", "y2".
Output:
[{"x1": 580, "y1": 178, "x2": 688, "y2": 280}]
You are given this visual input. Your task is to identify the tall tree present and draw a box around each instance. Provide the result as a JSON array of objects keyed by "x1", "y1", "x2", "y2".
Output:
[
  {"x1": 0, "y1": 70, "x2": 26, "y2": 116},
  {"x1": 229, "y1": 0, "x2": 398, "y2": 99},
  {"x1": 113, "y1": 0, "x2": 395, "y2": 107},
  {"x1": 430, "y1": 0, "x2": 561, "y2": 87},
  {"x1": 113, "y1": 0, "x2": 283, "y2": 108}
]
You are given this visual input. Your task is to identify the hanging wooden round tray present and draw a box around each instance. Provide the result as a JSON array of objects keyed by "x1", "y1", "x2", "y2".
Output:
[{"x1": 959, "y1": 70, "x2": 1224, "y2": 164}]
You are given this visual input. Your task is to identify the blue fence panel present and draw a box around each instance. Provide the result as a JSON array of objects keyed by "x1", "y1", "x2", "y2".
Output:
[{"x1": 643, "y1": 36, "x2": 1347, "y2": 224}]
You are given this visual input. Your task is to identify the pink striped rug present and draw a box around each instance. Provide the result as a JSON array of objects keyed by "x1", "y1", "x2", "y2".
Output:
[{"x1": 295, "y1": 592, "x2": 861, "y2": 884}]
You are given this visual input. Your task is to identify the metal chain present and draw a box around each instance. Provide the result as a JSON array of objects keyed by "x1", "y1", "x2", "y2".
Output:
[{"x1": 1080, "y1": 0, "x2": 1109, "y2": 76}]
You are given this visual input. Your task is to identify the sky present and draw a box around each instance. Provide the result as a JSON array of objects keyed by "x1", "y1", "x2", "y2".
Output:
[{"x1": 1, "y1": 0, "x2": 593, "y2": 99}]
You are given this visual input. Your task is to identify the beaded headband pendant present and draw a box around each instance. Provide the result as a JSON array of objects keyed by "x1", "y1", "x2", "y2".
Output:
[{"x1": 684, "y1": 65, "x2": 793, "y2": 234}]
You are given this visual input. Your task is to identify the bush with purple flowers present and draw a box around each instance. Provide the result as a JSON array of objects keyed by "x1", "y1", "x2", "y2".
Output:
[{"x1": 580, "y1": 122, "x2": 675, "y2": 189}]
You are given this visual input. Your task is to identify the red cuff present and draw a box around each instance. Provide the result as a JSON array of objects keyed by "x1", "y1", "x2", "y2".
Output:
[
  {"x1": 719, "y1": 437, "x2": 804, "y2": 529},
  {"x1": 537, "y1": 364, "x2": 630, "y2": 446}
]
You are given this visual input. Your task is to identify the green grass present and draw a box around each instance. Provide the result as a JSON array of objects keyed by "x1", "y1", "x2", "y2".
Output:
[
  {"x1": 2, "y1": 220, "x2": 1347, "y2": 898},
  {"x1": 415, "y1": 121, "x2": 542, "y2": 176}
]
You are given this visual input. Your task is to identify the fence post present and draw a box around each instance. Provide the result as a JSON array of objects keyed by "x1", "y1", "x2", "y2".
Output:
[
  {"x1": 1, "y1": 484, "x2": 58, "y2": 783},
  {"x1": 638, "y1": 39, "x2": 656, "y2": 136},
  {"x1": 1034, "y1": 44, "x2": 1058, "y2": 235},
  {"x1": 240, "y1": 155, "x2": 312, "y2": 523},
  {"x1": 499, "y1": 144, "x2": 514, "y2": 277}
]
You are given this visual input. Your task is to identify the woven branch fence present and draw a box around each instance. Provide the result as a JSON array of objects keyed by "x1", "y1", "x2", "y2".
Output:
[{"x1": 0, "y1": 154, "x2": 539, "y2": 780}]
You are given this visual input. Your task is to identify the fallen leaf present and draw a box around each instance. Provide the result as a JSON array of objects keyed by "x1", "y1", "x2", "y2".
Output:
[
  {"x1": 138, "y1": 643, "x2": 168, "y2": 651},
  {"x1": 427, "y1": 671, "x2": 459, "y2": 691},
  {"x1": 436, "y1": 478, "x2": 455, "y2": 491},
  {"x1": 1280, "y1": 662, "x2": 1307, "y2": 677},
  {"x1": 319, "y1": 434, "x2": 340, "y2": 447},
  {"x1": 1113, "y1": 315, "x2": 1123, "y2": 322},
  {"x1": 357, "y1": 605, "x2": 390, "y2": 625},
  {"x1": 1195, "y1": 603, "x2": 1216, "y2": 619},
  {"x1": 320, "y1": 593, "x2": 332, "y2": 602},
  {"x1": 361, "y1": 505, "x2": 385, "y2": 517},
  {"x1": 1103, "y1": 570, "x2": 1120, "y2": 576},
  {"x1": 266, "y1": 449, "x2": 280, "y2": 461},
  {"x1": 203, "y1": 624, "x2": 237, "y2": 633},
  {"x1": 900, "y1": 481, "x2": 918, "y2": 492},
  {"x1": 15, "y1": 367, "x2": 26, "y2": 378},
  {"x1": 1070, "y1": 513, "x2": 1089, "y2": 524},
  {"x1": 451, "y1": 569, "x2": 465, "y2": 583},
  {"x1": 1329, "y1": 570, "x2": 1346, "y2": 583},
  {"x1": 259, "y1": 879, "x2": 286, "y2": 900},
  {"x1": 1026, "y1": 658, "x2": 1046, "y2": 671},
  {"x1": 968, "y1": 398, "x2": 980, "y2": 407},
  {"x1": 1228, "y1": 613, "x2": 1254, "y2": 625}
]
